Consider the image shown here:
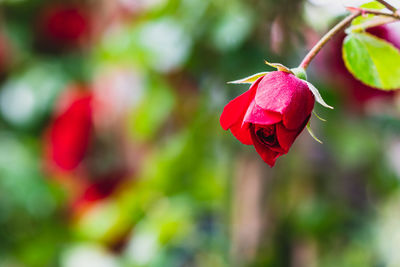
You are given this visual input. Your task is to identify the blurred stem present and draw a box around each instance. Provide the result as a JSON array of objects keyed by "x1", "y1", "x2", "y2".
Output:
[
  {"x1": 348, "y1": 16, "x2": 398, "y2": 32},
  {"x1": 358, "y1": 8, "x2": 400, "y2": 19},
  {"x1": 376, "y1": 0, "x2": 397, "y2": 12},
  {"x1": 299, "y1": 11, "x2": 361, "y2": 70}
]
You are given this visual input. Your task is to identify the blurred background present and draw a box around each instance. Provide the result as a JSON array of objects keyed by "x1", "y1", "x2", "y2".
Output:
[{"x1": 0, "y1": 0, "x2": 400, "y2": 266}]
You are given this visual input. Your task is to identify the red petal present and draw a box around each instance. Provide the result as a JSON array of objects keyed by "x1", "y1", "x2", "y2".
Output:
[
  {"x1": 276, "y1": 116, "x2": 309, "y2": 153},
  {"x1": 49, "y1": 93, "x2": 93, "y2": 171},
  {"x1": 230, "y1": 122, "x2": 252, "y2": 145},
  {"x1": 255, "y1": 71, "x2": 314, "y2": 130},
  {"x1": 220, "y1": 77, "x2": 262, "y2": 130},
  {"x1": 243, "y1": 100, "x2": 282, "y2": 126},
  {"x1": 250, "y1": 125, "x2": 281, "y2": 167}
]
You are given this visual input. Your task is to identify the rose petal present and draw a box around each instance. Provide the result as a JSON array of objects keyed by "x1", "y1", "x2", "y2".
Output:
[
  {"x1": 268, "y1": 143, "x2": 286, "y2": 154},
  {"x1": 276, "y1": 116, "x2": 310, "y2": 153},
  {"x1": 220, "y1": 77, "x2": 263, "y2": 130},
  {"x1": 282, "y1": 92, "x2": 314, "y2": 130},
  {"x1": 255, "y1": 71, "x2": 314, "y2": 130},
  {"x1": 252, "y1": 124, "x2": 286, "y2": 153},
  {"x1": 250, "y1": 125, "x2": 281, "y2": 167},
  {"x1": 243, "y1": 100, "x2": 282, "y2": 126},
  {"x1": 230, "y1": 122, "x2": 252, "y2": 145}
]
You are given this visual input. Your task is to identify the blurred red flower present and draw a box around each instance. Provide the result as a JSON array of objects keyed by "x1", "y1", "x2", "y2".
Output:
[
  {"x1": 70, "y1": 170, "x2": 127, "y2": 212},
  {"x1": 0, "y1": 32, "x2": 12, "y2": 74},
  {"x1": 44, "y1": 84, "x2": 132, "y2": 212},
  {"x1": 38, "y1": 4, "x2": 91, "y2": 48},
  {"x1": 45, "y1": 88, "x2": 93, "y2": 172}
]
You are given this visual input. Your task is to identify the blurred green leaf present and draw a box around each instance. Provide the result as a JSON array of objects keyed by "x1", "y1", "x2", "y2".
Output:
[
  {"x1": 73, "y1": 199, "x2": 132, "y2": 244},
  {"x1": 351, "y1": 2, "x2": 385, "y2": 26},
  {"x1": 209, "y1": 2, "x2": 254, "y2": 52},
  {"x1": 128, "y1": 76, "x2": 175, "y2": 141},
  {"x1": 0, "y1": 61, "x2": 68, "y2": 130},
  {"x1": 360, "y1": 2, "x2": 385, "y2": 9}
]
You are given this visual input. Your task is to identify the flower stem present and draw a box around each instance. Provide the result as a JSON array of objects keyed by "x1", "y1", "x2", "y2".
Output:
[
  {"x1": 359, "y1": 8, "x2": 400, "y2": 19},
  {"x1": 348, "y1": 16, "x2": 398, "y2": 32},
  {"x1": 299, "y1": 11, "x2": 361, "y2": 70},
  {"x1": 376, "y1": 0, "x2": 397, "y2": 12}
]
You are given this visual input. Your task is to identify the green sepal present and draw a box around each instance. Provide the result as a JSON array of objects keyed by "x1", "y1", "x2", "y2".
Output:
[
  {"x1": 228, "y1": 72, "x2": 270, "y2": 84},
  {"x1": 264, "y1": 60, "x2": 293, "y2": 74},
  {"x1": 291, "y1": 67, "x2": 307, "y2": 81},
  {"x1": 306, "y1": 81, "x2": 334, "y2": 110},
  {"x1": 313, "y1": 111, "x2": 326, "y2": 122},
  {"x1": 306, "y1": 122, "x2": 323, "y2": 144}
]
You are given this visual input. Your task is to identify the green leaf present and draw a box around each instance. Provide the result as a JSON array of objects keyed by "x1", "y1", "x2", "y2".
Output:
[
  {"x1": 343, "y1": 32, "x2": 400, "y2": 90},
  {"x1": 306, "y1": 122, "x2": 323, "y2": 144},
  {"x1": 351, "y1": 2, "x2": 386, "y2": 27},
  {"x1": 228, "y1": 72, "x2": 269, "y2": 84},
  {"x1": 128, "y1": 77, "x2": 175, "y2": 141},
  {"x1": 360, "y1": 1, "x2": 385, "y2": 9}
]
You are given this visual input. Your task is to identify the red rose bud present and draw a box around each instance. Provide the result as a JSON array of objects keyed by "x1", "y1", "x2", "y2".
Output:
[
  {"x1": 38, "y1": 4, "x2": 90, "y2": 48},
  {"x1": 45, "y1": 89, "x2": 93, "y2": 172},
  {"x1": 221, "y1": 71, "x2": 315, "y2": 167}
]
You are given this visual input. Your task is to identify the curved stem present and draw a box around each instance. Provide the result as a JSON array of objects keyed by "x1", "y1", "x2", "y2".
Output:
[
  {"x1": 299, "y1": 5, "x2": 400, "y2": 70},
  {"x1": 348, "y1": 16, "x2": 398, "y2": 32},
  {"x1": 376, "y1": 0, "x2": 397, "y2": 12},
  {"x1": 299, "y1": 11, "x2": 361, "y2": 70},
  {"x1": 359, "y1": 8, "x2": 400, "y2": 19}
]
